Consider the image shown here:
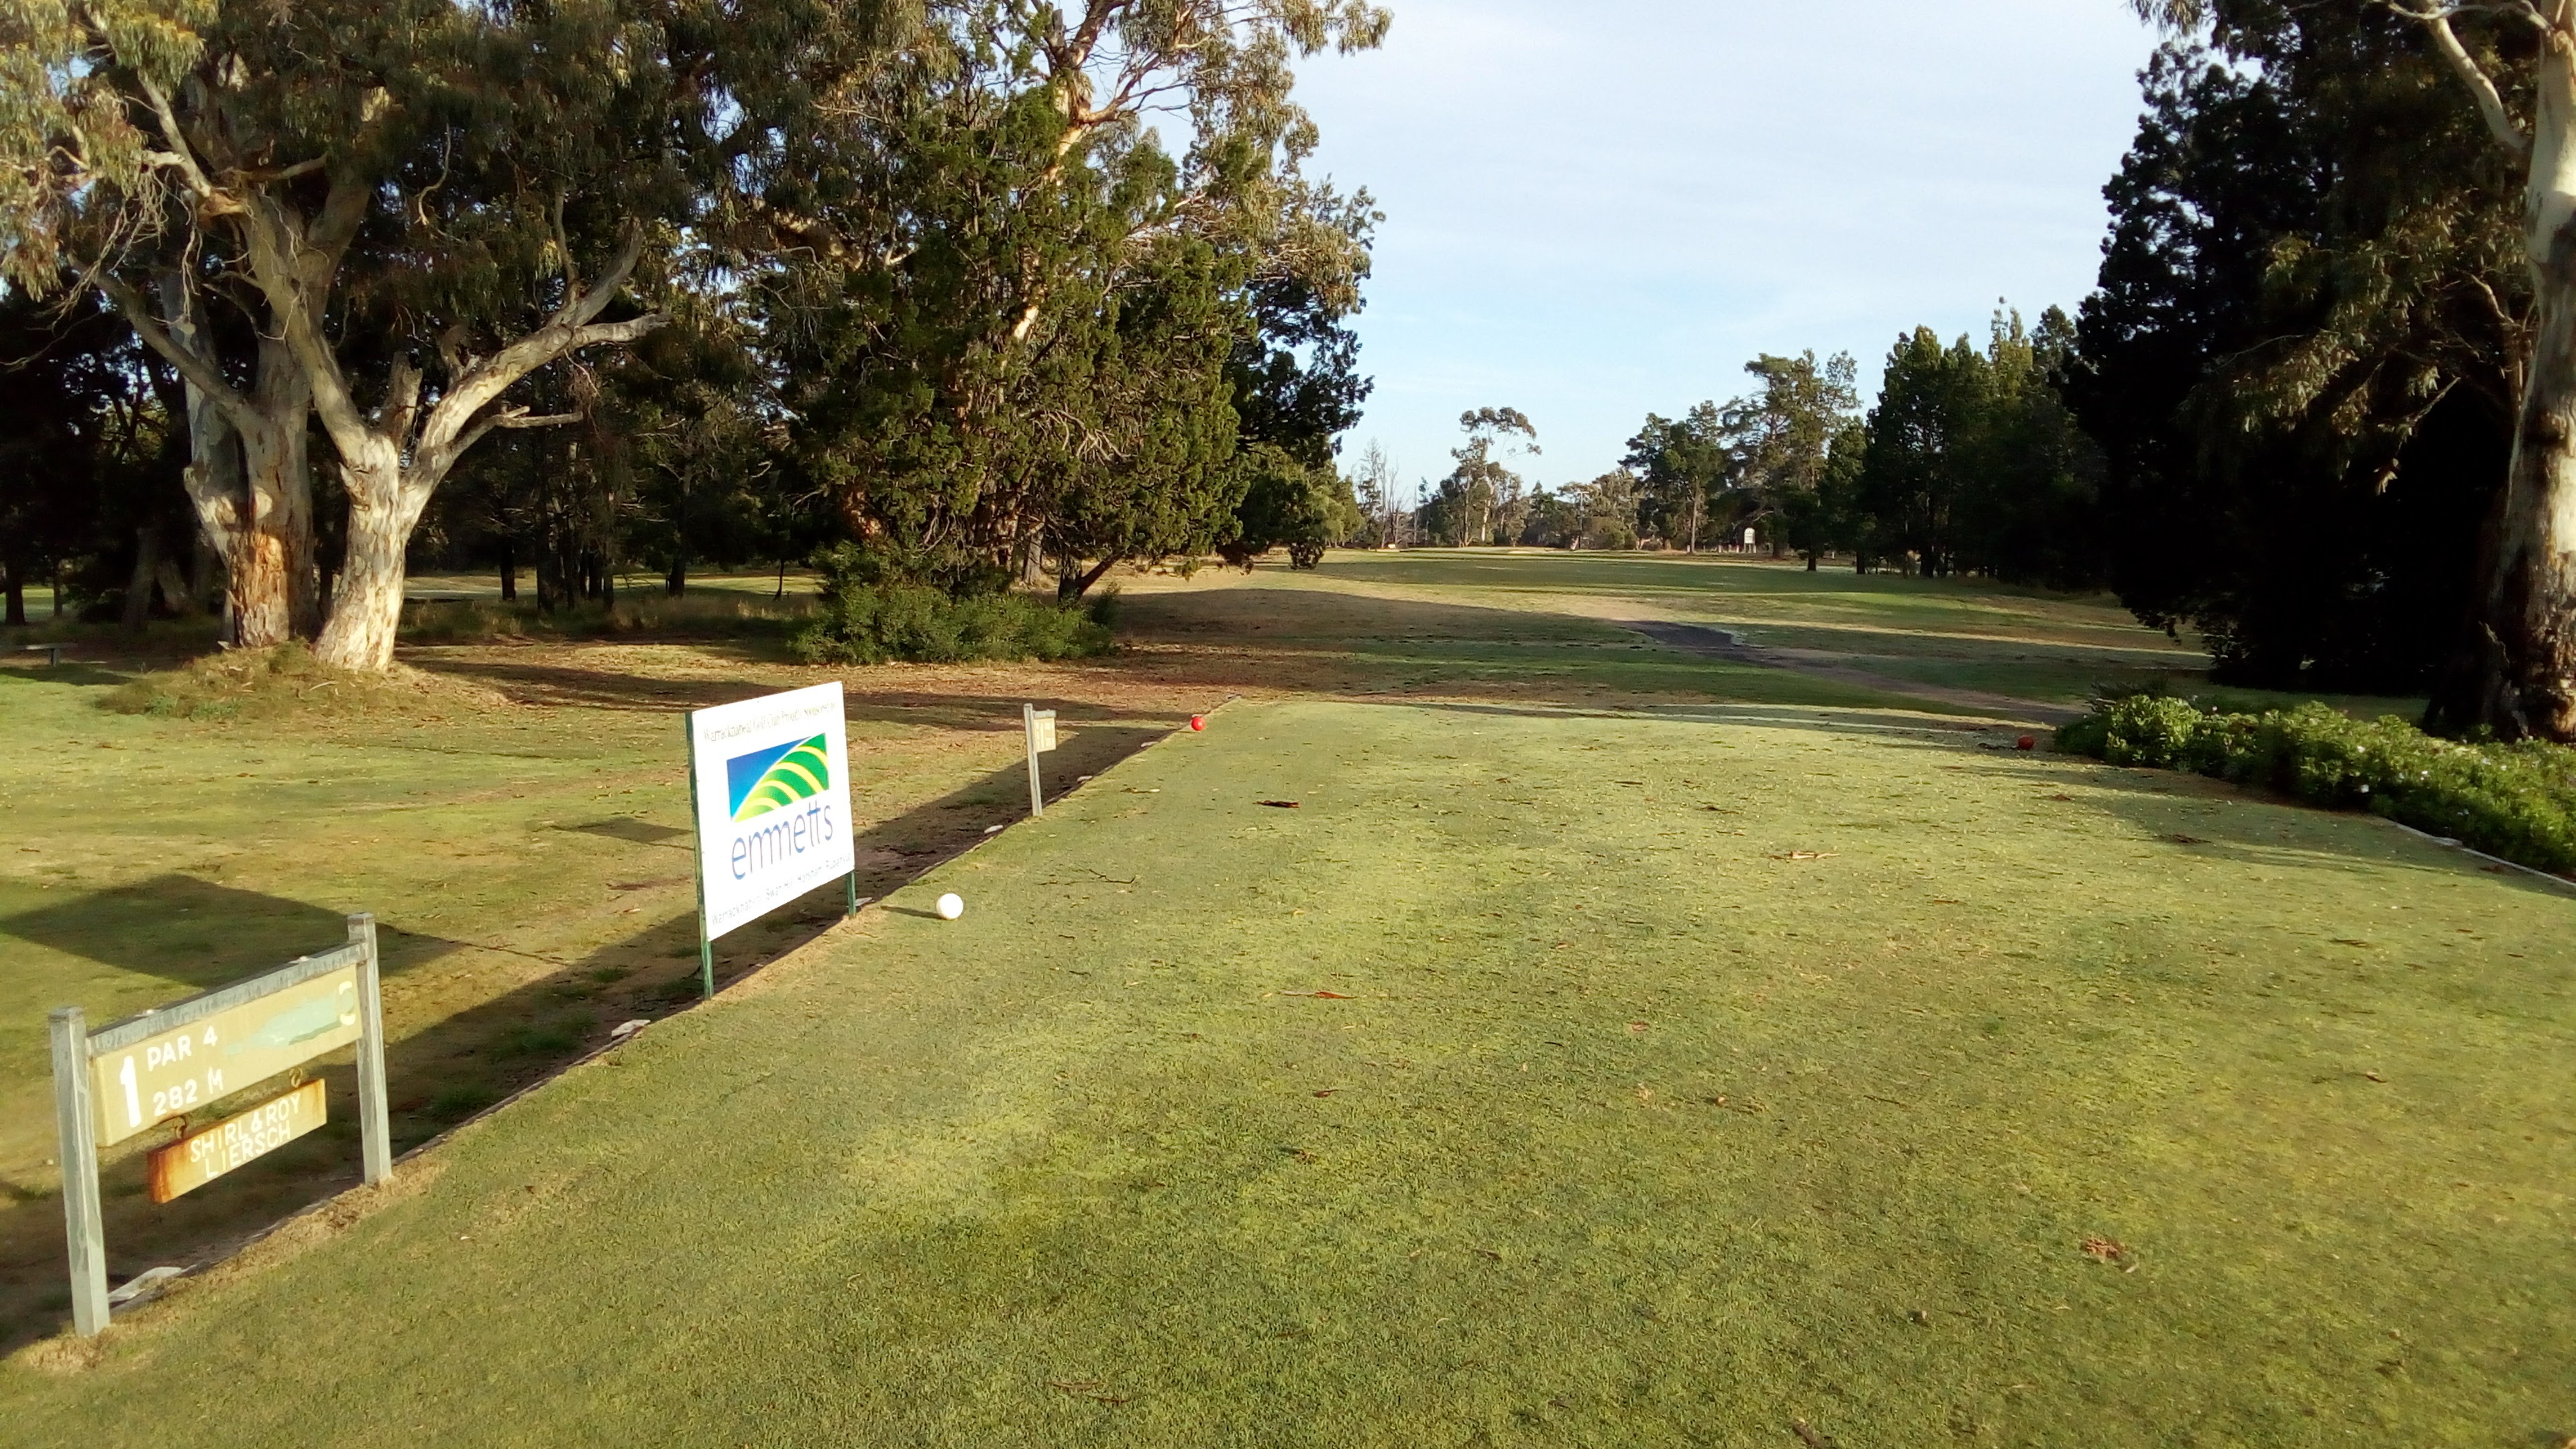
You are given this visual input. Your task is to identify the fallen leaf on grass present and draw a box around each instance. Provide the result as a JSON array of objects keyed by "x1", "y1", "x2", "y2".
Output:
[
  {"x1": 2080, "y1": 1236, "x2": 2130, "y2": 1265},
  {"x1": 2363, "y1": 1071, "x2": 2386, "y2": 1083},
  {"x1": 1281, "y1": 989, "x2": 1355, "y2": 1000},
  {"x1": 1046, "y1": 1379, "x2": 1126, "y2": 1405},
  {"x1": 1791, "y1": 1419, "x2": 1837, "y2": 1448},
  {"x1": 2331, "y1": 938, "x2": 2371, "y2": 947},
  {"x1": 1626, "y1": 1021, "x2": 1650, "y2": 1034},
  {"x1": 1474, "y1": 1247, "x2": 1503, "y2": 1261},
  {"x1": 1312, "y1": 1089, "x2": 1338, "y2": 1098},
  {"x1": 1771, "y1": 851, "x2": 1839, "y2": 861},
  {"x1": 2164, "y1": 834, "x2": 2208, "y2": 845},
  {"x1": 2048, "y1": 793, "x2": 2076, "y2": 802},
  {"x1": 1257, "y1": 800, "x2": 1301, "y2": 809}
]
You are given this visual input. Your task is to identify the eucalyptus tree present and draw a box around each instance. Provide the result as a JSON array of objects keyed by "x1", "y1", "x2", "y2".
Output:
[
  {"x1": 1720, "y1": 351, "x2": 1859, "y2": 552},
  {"x1": 1350, "y1": 439, "x2": 1401, "y2": 546},
  {"x1": 1560, "y1": 471, "x2": 1639, "y2": 550},
  {"x1": 760, "y1": 0, "x2": 1387, "y2": 592},
  {"x1": 1431, "y1": 406, "x2": 1538, "y2": 546},
  {"x1": 2137, "y1": 0, "x2": 2576, "y2": 737},
  {"x1": 1622, "y1": 405, "x2": 1723, "y2": 549},
  {"x1": 2, "y1": 0, "x2": 894, "y2": 667}
]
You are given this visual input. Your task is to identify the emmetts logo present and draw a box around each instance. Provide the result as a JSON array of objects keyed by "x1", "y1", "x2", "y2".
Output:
[
  {"x1": 727, "y1": 735, "x2": 832, "y2": 820},
  {"x1": 722, "y1": 734, "x2": 840, "y2": 881}
]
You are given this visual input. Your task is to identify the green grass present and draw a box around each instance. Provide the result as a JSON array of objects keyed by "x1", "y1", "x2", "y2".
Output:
[
  {"x1": 0, "y1": 639, "x2": 1186, "y2": 1336},
  {"x1": 1307, "y1": 550, "x2": 2223, "y2": 706},
  {"x1": 6, "y1": 700, "x2": 2566, "y2": 1444}
]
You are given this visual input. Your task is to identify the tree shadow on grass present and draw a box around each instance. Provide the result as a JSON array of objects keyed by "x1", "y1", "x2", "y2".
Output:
[
  {"x1": 0, "y1": 729, "x2": 1166, "y2": 1354},
  {"x1": 411, "y1": 651, "x2": 1196, "y2": 731},
  {"x1": 1340, "y1": 694, "x2": 2575, "y2": 900},
  {"x1": 1975, "y1": 756, "x2": 2576, "y2": 907},
  {"x1": 0, "y1": 661, "x2": 133, "y2": 691},
  {"x1": 1, "y1": 875, "x2": 468, "y2": 994},
  {"x1": 1375, "y1": 696, "x2": 2018, "y2": 741},
  {"x1": 405, "y1": 584, "x2": 1882, "y2": 720}
]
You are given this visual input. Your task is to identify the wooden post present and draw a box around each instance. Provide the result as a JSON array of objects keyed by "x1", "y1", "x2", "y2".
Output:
[
  {"x1": 49, "y1": 1007, "x2": 108, "y2": 1336},
  {"x1": 349, "y1": 915, "x2": 392, "y2": 1185},
  {"x1": 686, "y1": 714, "x2": 714, "y2": 1000},
  {"x1": 1023, "y1": 703, "x2": 1044, "y2": 818}
]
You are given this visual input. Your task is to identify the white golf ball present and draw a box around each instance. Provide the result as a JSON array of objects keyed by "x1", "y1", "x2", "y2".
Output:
[{"x1": 936, "y1": 892, "x2": 965, "y2": 920}]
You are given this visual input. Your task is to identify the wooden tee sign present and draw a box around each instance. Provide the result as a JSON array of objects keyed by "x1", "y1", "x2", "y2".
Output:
[
  {"x1": 148, "y1": 1079, "x2": 328, "y2": 1203},
  {"x1": 48, "y1": 914, "x2": 391, "y2": 1337},
  {"x1": 91, "y1": 964, "x2": 358, "y2": 1147}
]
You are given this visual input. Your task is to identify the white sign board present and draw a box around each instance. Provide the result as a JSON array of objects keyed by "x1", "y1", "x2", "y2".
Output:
[{"x1": 688, "y1": 683, "x2": 857, "y2": 941}]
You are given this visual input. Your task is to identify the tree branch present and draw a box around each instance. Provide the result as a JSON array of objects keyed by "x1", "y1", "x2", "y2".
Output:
[
  {"x1": 413, "y1": 297, "x2": 667, "y2": 487},
  {"x1": 2390, "y1": 2, "x2": 2534, "y2": 156},
  {"x1": 127, "y1": 69, "x2": 232, "y2": 209},
  {"x1": 238, "y1": 197, "x2": 373, "y2": 462},
  {"x1": 96, "y1": 275, "x2": 262, "y2": 432}
]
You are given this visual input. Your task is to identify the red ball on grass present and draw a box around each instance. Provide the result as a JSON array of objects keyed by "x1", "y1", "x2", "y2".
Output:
[{"x1": 1189, "y1": 716, "x2": 1206, "y2": 732}]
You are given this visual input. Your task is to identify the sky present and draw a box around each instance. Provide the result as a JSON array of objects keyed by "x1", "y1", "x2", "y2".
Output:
[{"x1": 1283, "y1": 0, "x2": 2168, "y2": 495}]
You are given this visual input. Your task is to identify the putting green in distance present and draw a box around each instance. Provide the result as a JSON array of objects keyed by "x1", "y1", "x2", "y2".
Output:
[{"x1": 5, "y1": 700, "x2": 2567, "y2": 1445}]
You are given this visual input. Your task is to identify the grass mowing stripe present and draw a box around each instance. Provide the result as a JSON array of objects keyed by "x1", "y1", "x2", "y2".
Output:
[{"x1": 3, "y1": 700, "x2": 2567, "y2": 1446}]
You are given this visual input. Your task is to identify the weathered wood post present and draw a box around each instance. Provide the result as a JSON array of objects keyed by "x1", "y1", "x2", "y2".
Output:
[
  {"x1": 48, "y1": 1007, "x2": 108, "y2": 1336},
  {"x1": 350, "y1": 914, "x2": 392, "y2": 1185}
]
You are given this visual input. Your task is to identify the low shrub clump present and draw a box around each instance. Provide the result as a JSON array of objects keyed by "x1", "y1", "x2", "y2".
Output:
[
  {"x1": 791, "y1": 547, "x2": 1114, "y2": 665},
  {"x1": 2055, "y1": 694, "x2": 2576, "y2": 875},
  {"x1": 99, "y1": 643, "x2": 388, "y2": 722},
  {"x1": 400, "y1": 590, "x2": 813, "y2": 645}
]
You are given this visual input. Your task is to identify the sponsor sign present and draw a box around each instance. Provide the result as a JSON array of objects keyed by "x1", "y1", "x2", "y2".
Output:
[
  {"x1": 90, "y1": 964, "x2": 359, "y2": 1147},
  {"x1": 688, "y1": 683, "x2": 857, "y2": 941},
  {"x1": 146, "y1": 1079, "x2": 328, "y2": 1203},
  {"x1": 1029, "y1": 710, "x2": 1058, "y2": 753}
]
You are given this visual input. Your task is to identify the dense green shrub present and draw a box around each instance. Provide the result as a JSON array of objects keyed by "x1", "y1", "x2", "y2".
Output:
[
  {"x1": 400, "y1": 592, "x2": 813, "y2": 645},
  {"x1": 792, "y1": 547, "x2": 1114, "y2": 665},
  {"x1": 2055, "y1": 695, "x2": 2576, "y2": 874}
]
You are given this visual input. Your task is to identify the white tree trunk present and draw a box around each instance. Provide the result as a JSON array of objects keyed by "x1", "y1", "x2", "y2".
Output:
[
  {"x1": 2440, "y1": 36, "x2": 2576, "y2": 740},
  {"x1": 154, "y1": 276, "x2": 321, "y2": 649},
  {"x1": 313, "y1": 445, "x2": 424, "y2": 671}
]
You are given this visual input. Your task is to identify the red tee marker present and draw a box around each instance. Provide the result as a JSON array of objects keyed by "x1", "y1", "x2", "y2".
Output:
[
  {"x1": 2016, "y1": 735, "x2": 2037, "y2": 751},
  {"x1": 1189, "y1": 716, "x2": 1206, "y2": 732}
]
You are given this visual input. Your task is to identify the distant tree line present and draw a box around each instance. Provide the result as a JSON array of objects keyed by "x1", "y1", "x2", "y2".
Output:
[
  {"x1": 0, "y1": 0, "x2": 1387, "y2": 658},
  {"x1": 1409, "y1": 317, "x2": 2096, "y2": 594}
]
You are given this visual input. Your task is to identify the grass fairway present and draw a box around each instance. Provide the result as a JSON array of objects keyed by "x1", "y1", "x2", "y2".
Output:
[{"x1": 5, "y1": 698, "x2": 2566, "y2": 1445}]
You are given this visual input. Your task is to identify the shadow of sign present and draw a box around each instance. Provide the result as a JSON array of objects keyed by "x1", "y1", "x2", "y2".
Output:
[
  {"x1": 557, "y1": 818, "x2": 690, "y2": 847},
  {"x1": 0, "y1": 874, "x2": 465, "y2": 987}
]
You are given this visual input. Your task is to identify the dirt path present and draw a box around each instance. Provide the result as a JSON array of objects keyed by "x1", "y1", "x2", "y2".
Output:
[{"x1": 1619, "y1": 618, "x2": 2083, "y2": 727}]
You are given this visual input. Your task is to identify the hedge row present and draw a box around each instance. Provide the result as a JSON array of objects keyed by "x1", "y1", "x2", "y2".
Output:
[
  {"x1": 791, "y1": 582, "x2": 1114, "y2": 665},
  {"x1": 2054, "y1": 695, "x2": 2576, "y2": 876}
]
